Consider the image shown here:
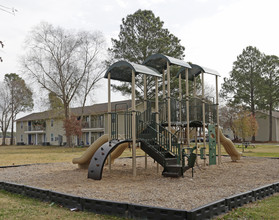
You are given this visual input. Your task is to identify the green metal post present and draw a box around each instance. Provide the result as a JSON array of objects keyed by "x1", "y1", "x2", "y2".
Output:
[{"x1": 208, "y1": 124, "x2": 217, "y2": 165}]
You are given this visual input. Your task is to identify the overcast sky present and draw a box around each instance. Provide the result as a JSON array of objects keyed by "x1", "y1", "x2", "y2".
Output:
[{"x1": 1, "y1": 0, "x2": 279, "y2": 114}]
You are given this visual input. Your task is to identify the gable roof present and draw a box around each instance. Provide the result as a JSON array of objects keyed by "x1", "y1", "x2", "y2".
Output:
[
  {"x1": 16, "y1": 100, "x2": 134, "y2": 122},
  {"x1": 256, "y1": 110, "x2": 279, "y2": 119}
]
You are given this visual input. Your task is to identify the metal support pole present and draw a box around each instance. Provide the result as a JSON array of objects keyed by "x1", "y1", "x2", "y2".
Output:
[
  {"x1": 193, "y1": 76, "x2": 198, "y2": 165},
  {"x1": 162, "y1": 69, "x2": 166, "y2": 122},
  {"x1": 202, "y1": 72, "x2": 206, "y2": 166},
  {"x1": 194, "y1": 76, "x2": 197, "y2": 121},
  {"x1": 185, "y1": 69, "x2": 190, "y2": 146},
  {"x1": 155, "y1": 76, "x2": 160, "y2": 173},
  {"x1": 167, "y1": 62, "x2": 172, "y2": 152},
  {"x1": 108, "y1": 72, "x2": 112, "y2": 172},
  {"x1": 132, "y1": 70, "x2": 137, "y2": 177},
  {"x1": 216, "y1": 75, "x2": 221, "y2": 165},
  {"x1": 178, "y1": 73, "x2": 183, "y2": 165},
  {"x1": 179, "y1": 73, "x2": 182, "y2": 143},
  {"x1": 144, "y1": 74, "x2": 148, "y2": 170}
]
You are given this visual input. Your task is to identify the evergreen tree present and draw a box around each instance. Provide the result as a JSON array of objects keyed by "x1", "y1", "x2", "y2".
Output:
[
  {"x1": 220, "y1": 46, "x2": 262, "y2": 141},
  {"x1": 109, "y1": 9, "x2": 185, "y2": 100},
  {"x1": 258, "y1": 54, "x2": 279, "y2": 141}
]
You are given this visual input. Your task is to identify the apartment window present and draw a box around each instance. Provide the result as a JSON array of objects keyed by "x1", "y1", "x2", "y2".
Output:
[
  {"x1": 20, "y1": 122, "x2": 23, "y2": 129},
  {"x1": 51, "y1": 133, "x2": 54, "y2": 142},
  {"x1": 20, "y1": 135, "x2": 23, "y2": 142},
  {"x1": 99, "y1": 115, "x2": 104, "y2": 127},
  {"x1": 51, "y1": 119, "x2": 54, "y2": 127}
]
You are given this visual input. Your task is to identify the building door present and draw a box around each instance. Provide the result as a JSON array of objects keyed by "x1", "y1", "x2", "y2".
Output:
[
  {"x1": 28, "y1": 134, "x2": 32, "y2": 145},
  {"x1": 58, "y1": 135, "x2": 63, "y2": 146},
  {"x1": 86, "y1": 132, "x2": 89, "y2": 145}
]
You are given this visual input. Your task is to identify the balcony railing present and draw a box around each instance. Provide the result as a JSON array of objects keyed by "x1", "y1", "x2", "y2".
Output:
[
  {"x1": 25, "y1": 125, "x2": 46, "y2": 132},
  {"x1": 82, "y1": 120, "x2": 104, "y2": 129}
]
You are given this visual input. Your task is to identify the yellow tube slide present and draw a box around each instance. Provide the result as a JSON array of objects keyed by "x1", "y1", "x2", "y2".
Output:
[
  {"x1": 72, "y1": 134, "x2": 109, "y2": 169},
  {"x1": 215, "y1": 127, "x2": 242, "y2": 162},
  {"x1": 106, "y1": 142, "x2": 129, "y2": 164},
  {"x1": 72, "y1": 134, "x2": 129, "y2": 168}
]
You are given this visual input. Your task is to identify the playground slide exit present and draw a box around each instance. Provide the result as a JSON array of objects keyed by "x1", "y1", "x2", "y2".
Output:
[
  {"x1": 72, "y1": 134, "x2": 129, "y2": 169},
  {"x1": 216, "y1": 127, "x2": 242, "y2": 161}
]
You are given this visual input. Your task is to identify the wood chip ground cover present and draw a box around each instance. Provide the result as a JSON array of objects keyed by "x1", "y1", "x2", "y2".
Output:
[{"x1": 0, "y1": 156, "x2": 278, "y2": 210}]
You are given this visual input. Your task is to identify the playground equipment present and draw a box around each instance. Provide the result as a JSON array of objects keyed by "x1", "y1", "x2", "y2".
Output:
[
  {"x1": 216, "y1": 127, "x2": 242, "y2": 161},
  {"x1": 73, "y1": 53, "x2": 241, "y2": 180},
  {"x1": 72, "y1": 134, "x2": 129, "y2": 168}
]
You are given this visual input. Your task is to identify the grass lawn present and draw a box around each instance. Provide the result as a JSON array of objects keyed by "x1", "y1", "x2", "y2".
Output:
[
  {"x1": 0, "y1": 143, "x2": 278, "y2": 166},
  {"x1": 237, "y1": 144, "x2": 279, "y2": 157},
  {"x1": 0, "y1": 145, "x2": 85, "y2": 166},
  {"x1": 0, "y1": 143, "x2": 278, "y2": 219},
  {"x1": 0, "y1": 190, "x2": 125, "y2": 220},
  {"x1": 0, "y1": 145, "x2": 145, "y2": 166},
  {"x1": 191, "y1": 143, "x2": 279, "y2": 158},
  {"x1": 217, "y1": 193, "x2": 279, "y2": 219}
]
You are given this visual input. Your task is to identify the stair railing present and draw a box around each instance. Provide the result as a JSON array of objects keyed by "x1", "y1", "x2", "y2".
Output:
[
  {"x1": 149, "y1": 120, "x2": 182, "y2": 164},
  {"x1": 137, "y1": 118, "x2": 182, "y2": 165}
]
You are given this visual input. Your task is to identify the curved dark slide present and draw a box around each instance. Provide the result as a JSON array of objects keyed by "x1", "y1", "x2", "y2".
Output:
[{"x1": 88, "y1": 139, "x2": 130, "y2": 180}]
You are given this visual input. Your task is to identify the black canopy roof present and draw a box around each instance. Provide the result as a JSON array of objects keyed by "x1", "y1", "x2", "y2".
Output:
[
  {"x1": 176, "y1": 64, "x2": 220, "y2": 80},
  {"x1": 143, "y1": 54, "x2": 191, "y2": 72},
  {"x1": 104, "y1": 61, "x2": 161, "y2": 82}
]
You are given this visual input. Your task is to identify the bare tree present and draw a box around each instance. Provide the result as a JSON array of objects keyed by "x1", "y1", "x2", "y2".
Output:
[
  {"x1": 22, "y1": 22, "x2": 106, "y2": 146},
  {"x1": 0, "y1": 40, "x2": 3, "y2": 62},
  {"x1": 75, "y1": 31, "x2": 106, "y2": 117},
  {"x1": 0, "y1": 82, "x2": 12, "y2": 145},
  {"x1": 4, "y1": 73, "x2": 33, "y2": 145}
]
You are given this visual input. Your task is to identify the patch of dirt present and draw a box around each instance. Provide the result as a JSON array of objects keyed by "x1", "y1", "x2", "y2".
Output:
[{"x1": 0, "y1": 156, "x2": 279, "y2": 210}]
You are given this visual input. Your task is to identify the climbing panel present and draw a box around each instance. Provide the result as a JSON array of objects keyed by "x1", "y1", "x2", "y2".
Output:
[
  {"x1": 88, "y1": 139, "x2": 131, "y2": 180},
  {"x1": 208, "y1": 124, "x2": 217, "y2": 165}
]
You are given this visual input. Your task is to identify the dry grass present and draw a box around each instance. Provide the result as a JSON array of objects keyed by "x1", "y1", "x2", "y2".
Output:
[
  {"x1": 0, "y1": 143, "x2": 278, "y2": 167},
  {"x1": 217, "y1": 193, "x2": 279, "y2": 219},
  {"x1": 0, "y1": 145, "x2": 85, "y2": 166},
  {"x1": 235, "y1": 144, "x2": 279, "y2": 157},
  {"x1": 190, "y1": 143, "x2": 279, "y2": 158},
  {"x1": 0, "y1": 145, "x2": 145, "y2": 166},
  {"x1": 0, "y1": 190, "x2": 123, "y2": 220}
]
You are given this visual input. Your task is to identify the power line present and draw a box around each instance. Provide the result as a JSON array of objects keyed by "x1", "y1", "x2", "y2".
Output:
[{"x1": 0, "y1": 4, "x2": 17, "y2": 15}]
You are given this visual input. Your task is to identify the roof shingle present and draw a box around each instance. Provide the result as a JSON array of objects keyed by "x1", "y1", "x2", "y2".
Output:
[{"x1": 16, "y1": 100, "x2": 133, "y2": 122}]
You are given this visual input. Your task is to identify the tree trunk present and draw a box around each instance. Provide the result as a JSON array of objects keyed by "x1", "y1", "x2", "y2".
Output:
[
  {"x1": 251, "y1": 95, "x2": 256, "y2": 142},
  {"x1": 2, "y1": 130, "x2": 6, "y2": 145},
  {"x1": 10, "y1": 117, "x2": 14, "y2": 145},
  {"x1": 269, "y1": 105, "x2": 273, "y2": 142},
  {"x1": 64, "y1": 102, "x2": 72, "y2": 147},
  {"x1": 250, "y1": 85, "x2": 255, "y2": 141}
]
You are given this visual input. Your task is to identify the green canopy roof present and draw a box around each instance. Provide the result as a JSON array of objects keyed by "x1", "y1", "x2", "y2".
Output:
[
  {"x1": 143, "y1": 54, "x2": 191, "y2": 72},
  {"x1": 176, "y1": 64, "x2": 220, "y2": 80},
  {"x1": 104, "y1": 61, "x2": 161, "y2": 82}
]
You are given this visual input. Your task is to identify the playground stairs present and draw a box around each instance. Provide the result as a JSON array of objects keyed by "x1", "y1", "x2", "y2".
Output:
[
  {"x1": 108, "y1": 107, "x2": 196, "y2": 178},
  {"x1": 140, "y1": 139, "x2": 184, "y2": 177}
]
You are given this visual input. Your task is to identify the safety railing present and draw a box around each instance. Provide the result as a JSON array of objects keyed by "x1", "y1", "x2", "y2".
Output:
[
  {"x1": 111, "y1": 111, "x2": 133, "y2": 140},
  {"x1": 110, "y1": 101, "x2": 182, "y2": 165},
  {"x1": 151, "y1": 120, "x2": 182, "y2": 164},
  {"x1": 111, "y1": 112, "x2": 118, "y2": 140},
  {"x1": 159, "y1": 97, "x2": 218, "y2": 124},
  {"x1": 137, "y1": 115, "x2": 182, "y2": 164}
]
